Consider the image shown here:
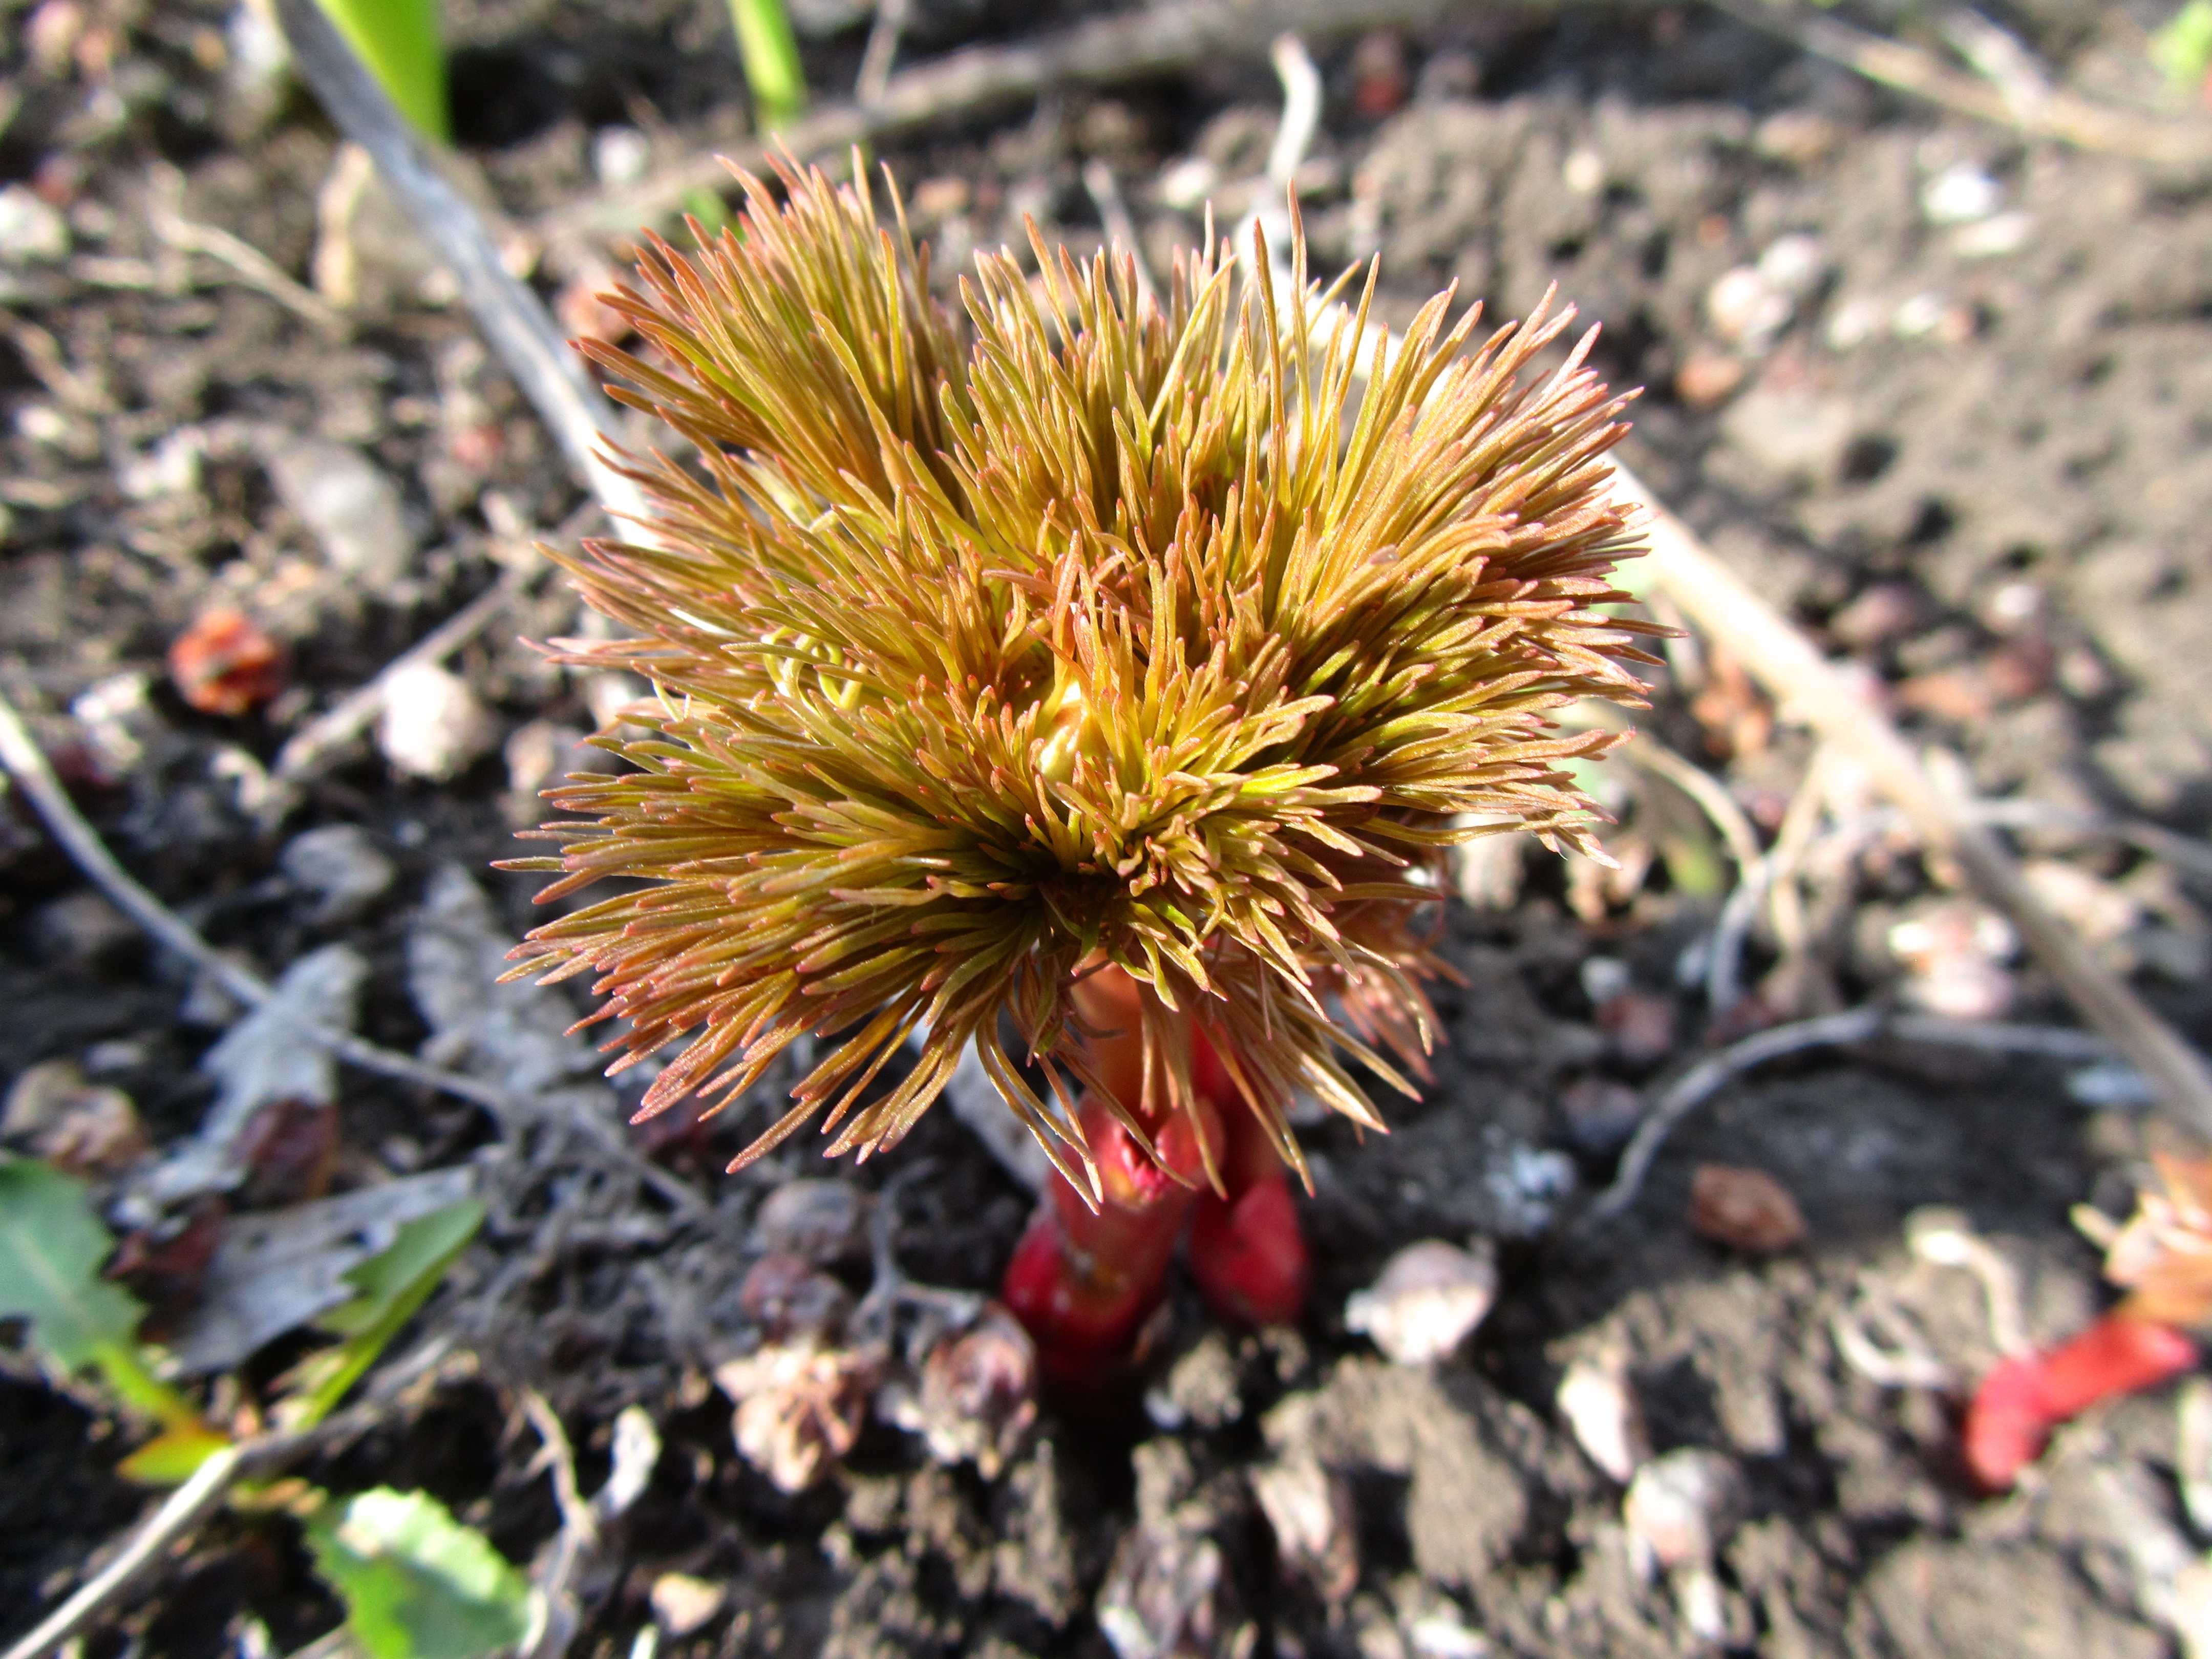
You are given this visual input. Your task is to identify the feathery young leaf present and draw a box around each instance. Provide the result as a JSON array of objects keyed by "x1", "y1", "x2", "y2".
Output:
[{"x1": 507, "y1": 156, "x2": 1657, "y2": 1188}]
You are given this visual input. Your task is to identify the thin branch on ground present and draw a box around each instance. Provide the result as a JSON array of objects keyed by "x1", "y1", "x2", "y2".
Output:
[
  {"x1": 262, "y1": 500, "x2": 597, "y2": 819},
  {"x1": 146, "y1": 164, "x2": 348, "y2": 339},
  {"x1": 855, "y1": 0, "x2": 913, "y2": 109},
  {"x1": 1584, "y1": 1007, "x2": 2129, "y2": 1223},
  {"x1": 1712, "y1": 0, "x2": 2212, "y2": 172},
  {"x1": 1612, "y1": 459, "x2": 2212, "y2": 1142},
  {"x1": 270, "y1": 0, "x2": 650, "y2": 527},
  {"x1": 1, "y1": 1398, "x2": 393, "y2": 1659},
  {"x1": 519, "y1": 1389, "x2": 597, "y2": 1659},
  {"x1": 0, "y1": 689, "x2": 709, "y2": 1220}
]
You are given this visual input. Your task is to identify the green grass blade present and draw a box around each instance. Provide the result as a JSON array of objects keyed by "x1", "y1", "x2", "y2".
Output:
[
  {"x1": 729, "y1": 0, "x2": 807, "y2": 130},
  {"x1": 313, "y1": 0, "x2": 450, "y2": 142}
]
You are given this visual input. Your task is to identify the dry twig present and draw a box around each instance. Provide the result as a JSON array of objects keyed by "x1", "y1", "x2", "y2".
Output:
[
  {"x1": 1586, "y1": 1009, "x2": 2126, "y2": 1222},
  {"x1": 1712, "y1": 0, "x2": 2212, "y2": 171},
  {"x1": 1612, "y1": 460, "x2": 2212, "y2": 1142},
  {"x1": 146, "y1": 163, "x2": 347, "y2": 338},
  {"x1": 0, "y1": 690, "x2": 708, "y2": 1220}
]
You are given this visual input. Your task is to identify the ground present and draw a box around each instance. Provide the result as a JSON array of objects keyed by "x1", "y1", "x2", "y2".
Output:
[{"x1": 4, "y1": 1, "x2": 2212, "y2": 1655}]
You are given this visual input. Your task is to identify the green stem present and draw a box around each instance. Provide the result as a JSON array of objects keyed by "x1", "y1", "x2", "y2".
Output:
[
  {"x1": 729, "y1": 0, "x2": 807, "y2": 130},
  {"x1": 312, "y1": 0, "x2": 449, "y2": 142},
  {"x1": 91, "y1": 1338, "x2": 206, "y2": 1434}
]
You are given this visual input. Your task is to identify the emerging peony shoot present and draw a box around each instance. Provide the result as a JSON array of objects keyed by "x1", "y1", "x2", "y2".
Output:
[{"x1": 504, "y1": 158, "x2": 1655, "y2": 1376}]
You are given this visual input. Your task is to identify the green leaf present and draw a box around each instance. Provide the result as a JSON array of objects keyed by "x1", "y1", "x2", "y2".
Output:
[
  {"x1": 2154, "y1": 0, "x2": 2212, "y2": 93},
  {"x1": 0, "y1": 1157, "x2": 148, "y2": 1371},
  {"x1": 313, "y1": 0, "x2": 449, "y2": 142},
  {"x1": 729, "y1": 0, "x2": 806, "y2": 130},
  {"x1": 276, "y1": 1197, "x2": 484, "y2": 1430},
  {"x1": 308, "y1": 1487, "x2": 534, "y2": 1659},
  {"x1": 117, "y1": 1422, "x2": 237, "y2": 1485}
]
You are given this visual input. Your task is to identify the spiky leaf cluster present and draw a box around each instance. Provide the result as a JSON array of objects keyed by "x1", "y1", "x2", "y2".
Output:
[{"x1": 506, "y1": 160, "x2": 1654, "y2": 1197}]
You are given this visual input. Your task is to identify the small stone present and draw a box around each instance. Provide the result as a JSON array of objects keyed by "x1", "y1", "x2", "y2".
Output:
[
  {"x1": 1717, "y1": 388, "x2": 1855, "y2": 484},
  {"x1": 1889, "y1": 900, "x2": 2018, "y2": 1020},
  {"x1": 1674, "y1": 349, "x2": 1745, "y2": 410},
  {"x1": 259, "y1": 435, "x2": 416, "y2": 591},
  {"x1": 1561, "y1": 146, "x2": 1605, "y2": 197},
  {"x1": 753, "y1": 1178, "x2": 870, "y2": 1265},
  {"x1": 1622, "y1": 1447, "x2": 1746, "y2": 1572},
  {"x1": 1752, "y1": 110, "x2": 1839, "y2": 166},
  {"x1": 1706, "y1": 265, "x2": 1791, "y2": 349},
  {"x1": 908, "y1": 177, "x2": 970, "y2": 220},
  {"x1": 1251, "y1": 1454, "x2": 1358, "y2": 1601},
  {"x1": 649, "y1": 1572, "x2": 725, "y2": 1637},
  {"x1": 715, "y1": 1343, "x2": 877, "y2": 1493},
  {"x1": 590, "y1": 125, "x2": 652, "y2": 188},
  {"x1": 280, "y1": 824, "x2": 395, "y2": 924},
  {"x1": 555, "y1": 268, "x2": 632, "y2": 346},
  {"x1": 1921, "y1": 163, "x2": 2001, "y2": 225},
  {"x1": 1594, "y1": 989, "x2": 1676, "y2": 1066},
  {"x1": 376, "y1": 662, "x2": 495, "y2": 781},
  {"x1": 1558, "y1": 1076, "x2": 1645, "y2": 1155},
  {"x1": 2, "y1": 1059, "x2": 144, "y2": 1175},
  {"x1": 1687, "y1": 1165, "x2": 1806, "y2": 1254},
  {"x1": 0, "y1": 185, "x2": 70, "y2": 262},
  {"x1": 1096, "y1": 1518, "x2": 1236, "y2": 1659},
  {"x1": 1556, "y1": 1354, "x2": 1649, "y2": 1482},
  {"x1": 1827, "y1": 582, "x2": 1926, "y2": 650},
  {"x1": 168, "y1": 609, "x2": 286, "y2": 716},
  {"x1": 1951, "y1": 210, "x2": 2032, "y2": 259},
  {"x1": 1345, "y1": 1239, "x2": 1498, "y2": 1366},
  {"x1": 36, "y1": 890, "x2": 137, "y2": 966}
]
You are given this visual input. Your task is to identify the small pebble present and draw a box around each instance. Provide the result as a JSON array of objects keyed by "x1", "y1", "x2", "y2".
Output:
[
  {"x1": 377, "y1": 662, "x2": 495, "y2": 781},
  {"x1": 1345, "y1": 1239, "x2": 1497, "y2": 1366},
  {"x1": 590, "y1": 125, "x2": 652, "y2": 188},
  {"x1": 1251, "y1": 1454, "x2": 1358, "y2": 1602},
  {"x1": 169, "y1": 609, "x2": 286, "y2": 716},
  {"x1": 912, "y1": 1306, "x2": 1038, "y2": 1478},
  {"x1": 1, "y1": 1058, "x2": 144, "y2": 1175},
  {"x1": 0, "y1": 184, "x2": 70, "y2": 262},
  {"x1": 1558, "y1": 1076, "x2": 1646, "y2": 1155},
  {"x1": 279, "y1": 823, "x2": 395, "y2": 924},
  {"x1": 1557, "y1": 1354, "x2": 1649, "y2": 1482},
  {"x1": 1688, "y1": 1164, "x2": 1807, "y2": 1254},
  {"x1": 715, "y1": 1343, "x2": 877, "y2": 1493},
  {"x1": 1623, "y1": 1447, "x2": 1747, "y2": 1572},
  {"x1": 1674, "y1": 349, "x2": 1745, "y2": 410},
  {"x1": 753, "y1": 1178, "x2": 870, "y2": 1265},
  {"x1": 36, "y1": 890, "x2": 138, "y2": 965},
  {"x1": 649, "y1": 1573, "x2": 725, "y2": 1638},
  {"x1": 1921, "y1": 163, "x2": 2002, "y2": 225},
  {"x1": 259, "y1": 435, "x2": 416, "y2": 591},
  {"x1": 738, "y1": 1251, "x2": 853, "y2": 1345},
  {"x1": 1350, "y1": 30, "x2": 1410, "y2": 118}
]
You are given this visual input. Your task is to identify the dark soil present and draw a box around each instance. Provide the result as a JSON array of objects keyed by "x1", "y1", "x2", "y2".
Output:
[{"x1": 6, "y1": 2, "x2": 2212, "y2": 1656}]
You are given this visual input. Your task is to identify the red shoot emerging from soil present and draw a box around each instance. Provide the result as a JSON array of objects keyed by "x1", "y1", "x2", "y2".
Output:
[{"x1": 1962, "y1": 1312, "x2": 2197, "y2": 1491}]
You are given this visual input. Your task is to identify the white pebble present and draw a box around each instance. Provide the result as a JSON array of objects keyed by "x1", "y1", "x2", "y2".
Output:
[
  {"x1": 377, "y1": 662, "x2": 495, "y2": 781},
  {"x1": 280, "y1": 823, "x2": 396, "y2": 922},
  {"x1": 1623, "y1": 1448, "x2": 1746, "y2": 1573},
  {"x1": 1346, "y1": 1239, "x2": 1497, "y2": 1366},
  {"x1": 1921, "y1": 163, "x2": 2002, "y2": 225},
  {"x1": 1706, "y1": 265, "x2": 1792, "y2": 349},
  {"x1": 1557, "y1": 1356, "x2": 1650, "y2": 1483},
  {"x1": 1951, "y1": 210, "x2": 2032, "y2": 259},
  {"x1": 592, "y1": 125, "x2": 653, "y2": 188},
  {"x1": 0, "y1": 185, "x2": 70, "y2": 262}
]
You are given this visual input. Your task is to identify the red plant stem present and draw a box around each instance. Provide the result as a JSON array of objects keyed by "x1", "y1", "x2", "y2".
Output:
[
  {"x1": 1962, "y1": 1311, "x2": 2198, "y2": 1491},
  {"x1": 1001, "y1": 966, "x2": 1314, "y2": 1382}
]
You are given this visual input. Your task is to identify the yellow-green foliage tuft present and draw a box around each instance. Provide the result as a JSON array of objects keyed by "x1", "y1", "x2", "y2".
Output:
[{"x1": 504, "y1": 158, "x2": 1657, "y2": 1199}]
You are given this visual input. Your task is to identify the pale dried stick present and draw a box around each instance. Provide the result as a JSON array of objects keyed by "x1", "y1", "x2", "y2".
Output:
[
  {"x1": 0, "y1": 1395, "x2": 397, "y2": 1659},
  {"x1": 0, "y1": 689, "x2": 707, "y2": 1219},
  {"x1": 1712, "y1": 0, "x2": 2212, "y2": 172},
  {"x1": 271, "y1": 0, "x2": 649, "y2": 528},
  {"x1": 146, "y1": 164, "x2": 347, "y2": 338},
  {"x1": 1585, "y1": 1008, "x2": 2126, "y2": 1222},
  {"x1": 1612, "y1": 460, "x2": 2212, "y2": 1142},
  {"x1": 519, "y1": 1390, "x2": 597, "y2": 1659}
]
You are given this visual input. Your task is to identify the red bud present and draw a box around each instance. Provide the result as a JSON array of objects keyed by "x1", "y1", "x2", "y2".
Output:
[
  {"x1": 1963, "y1": 1313, "x2": 2196, "y2": 1491},
  {"x1": 1187, "y1": 1169, "x2": 1309, "y2": 1327}
]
